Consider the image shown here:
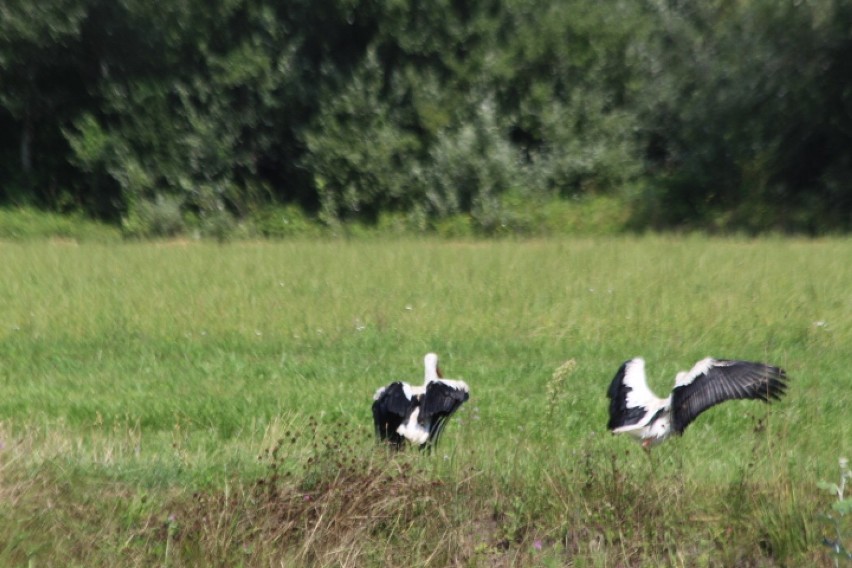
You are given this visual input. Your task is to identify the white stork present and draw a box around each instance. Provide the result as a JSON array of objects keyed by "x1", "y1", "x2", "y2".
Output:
[
  {"x1": 372, "y1": 353, "x2": 470, "y2": 449},
  {"x1": 607, "y1": 357, "x2": 789, "y2": 448}
]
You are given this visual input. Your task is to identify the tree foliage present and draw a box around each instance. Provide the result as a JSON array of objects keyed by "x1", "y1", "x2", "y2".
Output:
[
  {"x1": 634, "y1": 0, "x2": 852, "y2": 232},
  {"x1": 0, "y1": 0, "x2": 850, "y2": 234}
]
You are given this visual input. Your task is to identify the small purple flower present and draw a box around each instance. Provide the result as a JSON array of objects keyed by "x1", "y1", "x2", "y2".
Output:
[
  {"x1": 533, "y1": 539, "x2": 543, "y2": 551},
  {"x1": 303, "y1": 494, "x2": 312, "y2": 501}
]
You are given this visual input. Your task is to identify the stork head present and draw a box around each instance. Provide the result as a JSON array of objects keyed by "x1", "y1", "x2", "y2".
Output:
[{"x1": 424, "y1": 352, "x2": 442, "y2": 382}]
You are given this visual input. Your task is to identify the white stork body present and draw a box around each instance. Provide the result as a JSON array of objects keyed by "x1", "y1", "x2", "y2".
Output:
[
  {"x1": 372, "y1": 353, "x2": 470, "y2": 449},
  {"x1": 607, "y1": 357, "x2": 789, "y2": 448}
]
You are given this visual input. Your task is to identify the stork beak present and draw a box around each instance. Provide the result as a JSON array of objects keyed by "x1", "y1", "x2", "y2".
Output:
[{"x1": 436, "y1": 365, "x2": 443, "y2": 378}]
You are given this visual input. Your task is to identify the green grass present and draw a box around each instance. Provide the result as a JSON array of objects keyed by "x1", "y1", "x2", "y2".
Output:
[
  {"x1": 0, "y1": 236, "x2": 850, "y2": 566},
  {"x1": 0, "y1": 206, "x2": 121, "y2": 242}
]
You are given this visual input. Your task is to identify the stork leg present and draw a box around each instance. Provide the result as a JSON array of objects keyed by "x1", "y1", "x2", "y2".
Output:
[{"x1": 642, "y1": 438, "x2": 657, "y2": 469}]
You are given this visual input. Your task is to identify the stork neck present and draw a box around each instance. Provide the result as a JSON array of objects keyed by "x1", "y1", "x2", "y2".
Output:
[{"x1": 423, "y1": 353, "x2": 440, "y2": 383}]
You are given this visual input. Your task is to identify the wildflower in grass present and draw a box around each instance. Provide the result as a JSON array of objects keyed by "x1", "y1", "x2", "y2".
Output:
[
  {"x1": 546, "y1": 358, "x2": 577, "y2": 418},
  {"x1": 819, "y1": 456, "x2": 851, "y2": 563},
  {"x1": 533, "y1": 539, "x2": 543, "y2": 551}
]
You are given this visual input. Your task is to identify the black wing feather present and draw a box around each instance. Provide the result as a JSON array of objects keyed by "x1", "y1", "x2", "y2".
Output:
[
  {"x1": 671, "y1": 360, "x2": 788, "y2": 434},
  {"x1": 421, "y1": 381, "x2": 469, "y2": 445},
  {"x1": 372, "y1": 382, "x2": 413, "y2": 446},
  {"x1": 606, "y1": 359, "x2": 648, "y2": 430}
]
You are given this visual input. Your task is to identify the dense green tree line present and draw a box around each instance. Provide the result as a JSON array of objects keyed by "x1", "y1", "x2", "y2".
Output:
[{"x1": 1, "y1": 0, "x2": 850, "y2": 235}]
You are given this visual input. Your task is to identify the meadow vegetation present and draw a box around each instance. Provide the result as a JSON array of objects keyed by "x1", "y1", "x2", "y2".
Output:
[
  {"x1": 0, "y1": 237, "x2": 850, "y2": 566},
  {"x1": 0, "y1": 207, "x2": 120, "y2": 242}
]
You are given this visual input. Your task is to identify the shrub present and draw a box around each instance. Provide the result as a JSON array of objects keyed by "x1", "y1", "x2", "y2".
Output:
[
  {"x1": 121, "y1": 194, "x2": 185, "y2": 239},
  {"x1": 250, "y1": 205, "x2": 323, "y2": 239},
  {"x1": 433, "y1": 213, "x2": 475, "y2": 238},
  {"x1": 418, "y1": 99, "x2": 524, "y2": 228}
]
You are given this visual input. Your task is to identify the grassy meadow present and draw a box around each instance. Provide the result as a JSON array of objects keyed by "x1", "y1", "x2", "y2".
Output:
[{"x1": 0, "y1": 236, "x2": 850, "y2": 566}]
